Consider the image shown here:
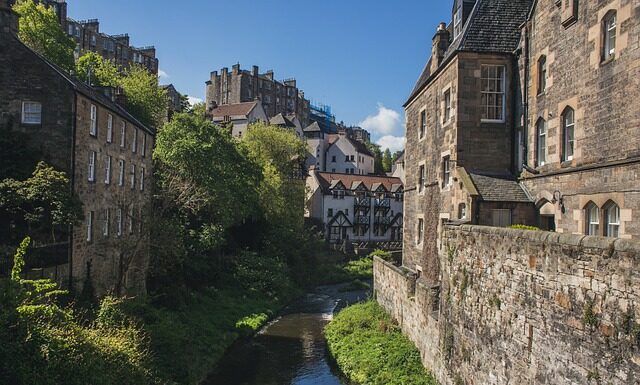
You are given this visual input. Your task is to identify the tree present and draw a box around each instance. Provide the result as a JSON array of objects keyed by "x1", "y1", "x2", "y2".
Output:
[
  {"x1": 12, "y1": 0, "x2": 76, "y2": 71},
  {"x1": 382, "y1": 148, "x2": 393, "y2": 173},
  {"x1": 75, "y1": 52, "x2": 120, "y2": 88},
  {"x1": 367, "y1": 143, "x2": 384, "y2": 175},
  {"x1": 119, "y1": 64, "x2": 167, "y2": 128}
]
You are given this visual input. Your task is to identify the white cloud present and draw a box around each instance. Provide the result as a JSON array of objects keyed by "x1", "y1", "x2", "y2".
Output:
[
  {"x1": 377, "y1": 135, "x2": 406, "y2": 153},
  {"x1": 158, "y1": 69, "x2": 169, "y2": 79},
  {"x1": 187, "y1": 96, "x2": 203, "y2": 106},
  {"x1": 358, "y1": 103, "x2": 402, "y2": 136}
]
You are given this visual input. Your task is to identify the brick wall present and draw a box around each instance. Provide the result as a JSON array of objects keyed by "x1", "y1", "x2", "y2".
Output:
[{"x1": 375, "y1": 225, "x2": 640, "y2": 385}]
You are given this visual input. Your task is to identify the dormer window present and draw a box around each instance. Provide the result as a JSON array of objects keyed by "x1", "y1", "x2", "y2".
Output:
[{"x1": 453, "y1": 7, "x2": 463, "y2": 39}]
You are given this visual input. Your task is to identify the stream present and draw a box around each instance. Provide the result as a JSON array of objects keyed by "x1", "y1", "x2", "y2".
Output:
[{"x1": 202, "y1": 284, "x2": 370, "y2": 385}]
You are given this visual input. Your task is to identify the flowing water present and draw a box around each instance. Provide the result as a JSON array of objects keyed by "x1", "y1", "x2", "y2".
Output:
[{"x1": 202, "y1": 285, "x2": 369, "y2": 385}]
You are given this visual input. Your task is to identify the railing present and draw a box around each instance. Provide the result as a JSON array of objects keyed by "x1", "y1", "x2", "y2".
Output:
[
  {"x1": 354, "y1": 215, "x2": 370, "y2": 225},
  {"x1": 374, "y1": 198, "x2": 391, "y2": 208},
  {"x1": 354, "y1": 197, "x2": 371, "y2": 208}
]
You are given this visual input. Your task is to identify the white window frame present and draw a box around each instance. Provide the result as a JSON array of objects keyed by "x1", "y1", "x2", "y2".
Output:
[
  {"x1": 116, "y1": 208, "x2": 123, "y2": 237},
  {"x1": 419, "y1": 109, "x2": 426, "y2": 140},
  {"x1": 443, "y1": 89, "x2": 451, "y2": 123},
  {"x1": 128, "y1": 207, "x2": 134, "y2": 234},
  {"x1": 103, "y1": 208, "x2": 110, "y2": 237},
  {"x1": 130, "y1": 164, "x2": 136, "y2": 190},
  {"x1": 480, "y1": 65, "x2": 506, "y2": 123},
  {"x1": 563, "y1": 108, "x2": 575, "y2": 161},
  {"x1": 88, "y1": 151, "x2": 96, "y2": 182},
  {"x1": 141, "y1": 133, "x2": 147, "y2": 157},
  {"x1": 132, "y1": 128, "x2": 138, "y2": 153},
  {"x1": 537, "y1": 119, "x2": 547, "y2": 166},
  {"x1": 104, "y1": 155, "x2": 112, "y2": 184},
  {"x1": 21, "y1": 101, "x2": 42, "y2": 124},
  {"x1": 418, "y1": 164, "x2": 426, "y2": 194},
  {"x1": 120, "y1": 121, "x2": 126, "y2": 147},
  {"x1": 140, "y1": 168, "x2": 145, "y2": 191},
  {"x1": 90, "y1": 104, "x2": 97, "y2": 136},
  {"x1": 586, "y1": 204, "x2": 600, "y2": 236},
  {"x1": 604, "y1": 203, "x2": 620, "y2": 238},
  {"x1": 106, "y1": 114, "x2": 113, "y2": 143},
  {"x1": 538, "y1": 56, "x2": 547, "y2": 94},
  {"x1": 442, "y1": 156, "x2": 451, "y2": 187},
  {"x1": 416, "y1": 217, "x2": 424, "y2": 246},
  {"x1": 86, "y1": 211, "x2": 93, "y2": 242},
  {"x1": 604, "y1": 12, "x2": 617, "y2": 60},
  {"x1": 118, "y1": 159, "x2": 125, "y2": 186}
]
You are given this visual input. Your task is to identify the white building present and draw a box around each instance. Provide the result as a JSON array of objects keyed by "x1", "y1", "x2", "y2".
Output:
[
  {"x1": 306, "y1": 170, "x2": 404, "y2": 243},
  {"x1": 303, "y1": 127, "x2": 374, "y2": 175},
  {"x1": 390, "y1": 151, "x2": 405, "y2": 183},
  {"x1": 209, "y1": 101, "x2": 268, "y2": 138}
]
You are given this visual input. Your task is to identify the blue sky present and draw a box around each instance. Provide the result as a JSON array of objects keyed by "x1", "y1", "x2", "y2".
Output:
[{"x1": 67, "y1": 1, "x2": 452, "y2": 152}]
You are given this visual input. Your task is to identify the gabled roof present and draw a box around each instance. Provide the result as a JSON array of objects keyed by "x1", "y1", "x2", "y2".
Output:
[
  {"x1": 304, "y1": 121, "x2": 322, "y2": 132},
  {"x1": 270, "y1": 113, "x2": 296, "y2": 128},
  {"x1": 316, "y1": 172, "x2": 403, "y2": 194},
  {"x1": 391, "y1": 183, "x2": 403, "y2": 193},
  {"x1": 329, "y1": 180, "x2": 346, "y2": 190},
  {"x1": 348, "y1": 137, "x2": 374, "y2": 157},
  {"x1": 210, "y1": 101, "x2": 259, "y2": 118},
  {"x1": 406, "y1": 0, "x2": 532, "y2": 106},
  {"x1": 394, "y1": 151, "x2": 405, "y2": 164},
  {"x1": 468, "y1": 172, "x2": 533, "y2": 203}
]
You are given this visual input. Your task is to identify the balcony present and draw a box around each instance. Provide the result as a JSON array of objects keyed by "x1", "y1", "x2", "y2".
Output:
[
  {"x1": 374, "y1": 198, "x2": 391, "y2": 208},
  {"x1": 354, "y1": 197, "x2": 371, "y2": 208},
  {"x1": 354, "y1": 215, "x2": 370, "y2": 225}
]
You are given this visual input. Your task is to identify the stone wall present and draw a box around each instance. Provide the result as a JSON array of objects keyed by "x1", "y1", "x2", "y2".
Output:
[{"x1": 375, "y1": 225, "x2": 640, "y2": 385}]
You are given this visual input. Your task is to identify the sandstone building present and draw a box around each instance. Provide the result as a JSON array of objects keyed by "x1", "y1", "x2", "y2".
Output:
[
  {"x1": 0, "y1": 2, "x2": 154, "y2": 295},
  {"x1": 205, "y1": 64, "x2": 310, "y2": 127}
]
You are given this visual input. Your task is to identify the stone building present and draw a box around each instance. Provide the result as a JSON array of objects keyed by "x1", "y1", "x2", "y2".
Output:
[
  {"x1": 161, "y1": 84, "x2": 183, "y2": 122},
  {"x1": 306, "y1": 171, "x2": 403, "y2": 243},
  {"x1": 205, "y1": 64, "x2": 310, "y2": 127},
  {"x1": 33, "y1": 0, "x2": 159, "y2": 74},
  {"x1": 519, "y1": 0, "x2": 640, "y2": 238},
  {"x1": 304, "y1": 128, "x2": 375, "y2": 175},
  {"x1": 209, "y1": 101, "x2": 268, "y2": 138},
  {"x1": 0, "y1": 2, "x2": 154, "y2": 295}
]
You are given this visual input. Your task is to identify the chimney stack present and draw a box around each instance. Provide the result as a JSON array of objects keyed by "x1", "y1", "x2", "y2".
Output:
[
  {"x1": 265, "y1": 70, "x2": 274, "y2": 81},
  {"x1": 252, "y1": 65, "x2": 259, "y2": 76},
  {"x1": 430, "y1": 22, "x2": 451, "y2": 73},
  {"x1": 232, "y1": 63, "x2": 240, "y2": 75},
  {"x1": 0, "y1": 0, "x2": 18, "y2": 35}
]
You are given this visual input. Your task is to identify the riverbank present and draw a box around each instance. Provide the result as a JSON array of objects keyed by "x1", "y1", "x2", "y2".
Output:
[{"x1": 325, "y1": 301, "x2": 439, "y2": 385}]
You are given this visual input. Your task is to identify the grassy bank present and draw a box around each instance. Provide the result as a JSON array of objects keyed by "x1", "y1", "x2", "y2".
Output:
[{"x1": 325, "y1": 301, "x2": 439, "y2": 385}]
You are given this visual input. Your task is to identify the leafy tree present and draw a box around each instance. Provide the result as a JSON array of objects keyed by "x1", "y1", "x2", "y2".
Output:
[
  {"x1": 382, "y1": 148, "x2": 393, "y2": 173},
  {"x1": 0, "y1": 125, "x2": 39, "y2": 180},
  {"x1": 12, "y1": 0, "x2": 76, "y2": 71},
  {"x1": 75, "y1": 52, "x2": 120, "y2": 87},
  {"x1": 119, "y1": 64, "x2": 167, "y2": 128},
  {"x1": 367, "y1": 142, "x2": 384, "y2": 175},
  {"x1": 179, "y1": 94, "x2": 191, "y2": 112}
]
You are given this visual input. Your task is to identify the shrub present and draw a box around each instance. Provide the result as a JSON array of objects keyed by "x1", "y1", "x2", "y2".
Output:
[{"x1": 509, "y1": 224, "x2": 541, "y2": 231}]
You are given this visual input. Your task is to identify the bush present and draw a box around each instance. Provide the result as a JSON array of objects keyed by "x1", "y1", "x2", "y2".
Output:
[
  {"x1": 509, "y1": 224, "x2": 541, "y2": 231},
  {"x1": 325, "y1": 301, "x2": 439, "y2": 385},
  {"x1": 234, "y1": 251, "x2": 294, "y2": 299}
]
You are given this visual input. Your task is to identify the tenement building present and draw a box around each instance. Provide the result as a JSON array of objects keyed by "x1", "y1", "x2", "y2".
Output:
[
  {"x1": 205, "y1": 63, "x2": 310, "y2": 127},
  {"x1": 304, "y1": 126, "x2": 375, "y2": 175},
  {"x1": 306, "y1": 171, "x2": 403, "y2": 243},
  {"x1": 0, "y1": 2, "x2": 154, "y2": 295}
]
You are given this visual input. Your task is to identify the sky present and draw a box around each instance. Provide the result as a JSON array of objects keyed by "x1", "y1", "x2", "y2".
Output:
[{"x1": 67, "y1": 1, "x2": 453, "y2": 153}]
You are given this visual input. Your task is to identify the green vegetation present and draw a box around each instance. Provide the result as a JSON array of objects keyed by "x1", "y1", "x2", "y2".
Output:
[
  {"x1": 382, "y1": 148, "x2": 393, "y2": 173},
  {"x1": 583, "y1": 300, "x2": 599, "y2": 331},
  {"x1": 75, "y1": 51, "x2": 121, "y2": 88},
  {"x1": 13, "y1": 0, "x2": 76, "y2": 71},
  {"x1": 325, "y1": 301, "x2": 439, "y2": 385},
  {"x1": 509, "y1": 224, "x2": 541, "y2": 231}
]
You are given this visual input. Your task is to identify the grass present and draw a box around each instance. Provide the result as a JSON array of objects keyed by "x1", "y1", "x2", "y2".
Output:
[{"x1": 325, "y1": 301, "x2": 439, "y2": 385}]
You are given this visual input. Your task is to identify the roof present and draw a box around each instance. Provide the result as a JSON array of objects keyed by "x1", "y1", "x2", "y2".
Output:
[
  {"x1": 316, "y1": 172, "x2": 403, "y2": 194},
  {"x1": 394, "y1": 151, "x2": 405, "y2": 164},
  {"x1": 304, "y1": 122, "x2": 322, "y2": 132},
  {"x1": 468, "y1": 172, "x2": 533, "y2": 203},
  {"x1": 210, "y1": 102, "x2": 258, "y2": 118},
  {"x1": 9, "y1": 34, "x2": 154, "y2": 134},
  {"x1": 406, "y1": 0, "x2": 532, "y2": 105},
  {"x1": 270, "y1": 113, "x2": 296, "y2": 128}
]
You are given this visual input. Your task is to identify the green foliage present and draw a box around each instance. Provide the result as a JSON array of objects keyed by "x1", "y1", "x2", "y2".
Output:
[
  {"x1": 13, "y1": 0, "x2": 76, "y2": 71},
  {"x1": 233, "y1": 251, "x2": 293, "y2": 300},
  {"x1": 75, "y1": 51, "x2": 121, "y2": 87},
  {"x1": 0, "y1": 125, "x2": 39, "y2": 180},
  {"x1": 235, "y1": 312, "x2": 270, "y2": 334},
  {"x1": 325, "y1": 301, "x2": 439, "y2": 385},
  {"x1": 11, "y1": 237, "x2": 29, "y2": 283},
  {"x1": 583, "y1": 300, "x2": 599, "y2": 331},
  {"x1": 382, "y1": 148, "x2": 393, "y2": 173},
  {"x1": 367, "y1": 142, "x2": 385, "y2": 174},
  {"x1": 509, "y1": 224, "x2": 541, "y2": 231},
  {"x1": 119, "y1": 64, "x2": 167, "y2": 128}
]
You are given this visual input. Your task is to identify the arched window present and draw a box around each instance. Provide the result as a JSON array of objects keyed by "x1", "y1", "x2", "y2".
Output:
[
  {"x1": 585, "y1": 202, "x2": 599, "y2": 236},
  {"x1": 536, "y1": 118, "x2": 547, "y2": 166},
  {"x1": 538, "y1": 56, "x2": 547, "y2": 94},
  {"x1": 603, "y1": 201, "x2": 620, "y2": 238},
  {"x1": 562, "y1": 107, "x2": 575, "y2": 161},
  {"x1": 603, "y1": 11, "x2": 617, "y2": 61}
]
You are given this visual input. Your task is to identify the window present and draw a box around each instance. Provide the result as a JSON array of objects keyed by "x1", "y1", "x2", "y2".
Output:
[
  {"x1": 442, "y1": 156, "x2": 451, "y2": 187},
  {"x1": 132, "y1": 129, "x2": 138, "y2": 153},
  {"x1": 141, "y1": 133, "x2": 147, "y2": 157},
  {"x1": 444, "y1": 90, "x2": 451, "y2": 122},
  {"x1": 118, "y1": 159, "x2": 125, "y2": 186},
  {"x1": 106, "y1": 114, "x2": 113, "y2": 143},
  {"x1": 345, "y1": 156, "x2": 349, "y2": 162},
  {"x1": 344, "y1": 209, "x2": 349, "y2": 216},
  {"x1": 103, "y1": 209, "x2": 110, "y2": 237},
  {"x1": 120, "y1": 122, "x2": 126, "y2": 147},
  {"x1": 481, "y1": 65, "x2": 505, "y2": 122},
  {"x1": 492, "y1": 209, "x2": 512, "y2": 227},
  {"x1": 536, "y1": 119, "x2": 547, "y2": 166},
  {"x1": 604, "y1": 202, "x2": 620, "y2": 238},
  {"x1": 21, "y1": 102, "x2": 42, "y2": 124},
  {"x1": 562, "y1": 108, "x2": 575, "y2": 161},
  {"x1": 453, "y1": 6, "x2": 462, "y2": 39},
  {"x1": 419, "y1": 110, "x2": 426, "y2": 139},
  {"x1": 116, "y1": 208, "x2": 123, "y2": 237},
  {"x1": 86, "y1": 211, "x2": 93, "y2": 241},
  {"x1": 585, "y1": 203, "x2": 599, "y2": 236},
  {"x1": 458, "y1": 203, "x2": 467, "y2": 220},
  {"x1": 90, "y1": 104, "x2": 97, "y2": 136},
  {"x1": 603, "y1": 11, "x2": 617, "y2": 61},
  {"x1": 350, "y1": 155, "x2": 355, "y2": 162},
  {"x1": 88, "y1": 151, "x2": 96, "y2": 182},
  {"x1": 328, "y1": 208, "x2": 334, "y2": 217},
  {"x1": 538, "y1": 56, "x2": 547, "y2": 94},
  {"x1": 68, "y1": 24, "x2": 73, "y2": 35},
  {"x1": 418, "y1": 165, "x2": 425, "y2": 193},
  {"x1": 104, "y1": 155, "x2": 112, "y2": 184},
  {"x1": 140, "y1": 168, "x2": 145, "y2": 191},
  {"x1": 128, "y1": 207, "x2": 134, "y2": 234},
  {"x1": 130, "y1": 164, "x2": 136, "y2": 189},
  {"x1": 416, "y1": 218, "x2": 424, "y2": 245}
]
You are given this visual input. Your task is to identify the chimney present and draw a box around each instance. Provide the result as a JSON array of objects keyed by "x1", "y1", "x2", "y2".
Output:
[
  {"x1": 430, "y1": 22, "x2": 451, "y2": 73},
  {"x1": 265, "y1": 70, "x2": 274, "y2": 81},
  {"x1": 232, "y1": 63, "x2": 240, "y2": 75},
  {"x1": 115, "y1": 88, "x2": 127, "y2": 109},
  {"x1": 252, "y1": 65, "x2": 259, "y2": 76},
  {"x1": 0, "y1": 0, "x2": 18, "y2": 35}
]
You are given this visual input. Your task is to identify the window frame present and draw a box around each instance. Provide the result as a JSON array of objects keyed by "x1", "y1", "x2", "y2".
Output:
[
  {"x1": 104, "y1": 155, "x2": 112, "y2": 184},
  {"x1": 562, "y1": 107, "x2": 575, "y2": 162},
  {"x1": 21, "y1": 101, "x2": 42, "y2": 125},
  {"x1": 120, "y1": 121, "x2": 126, "y2": 147},
  {"x1": 536, "y1": 118, "x2": 547, "y2": 166},
  {"x1": 116, "y1": 208, "x2": 123, "y2": 237},
  {"x1": 442, "y1": 156, "x2": 451, "y2": 188},
  {"x1": 603, "y1": 11, "x2": 617, "y2": 61},
  {"x1": 480, "y1": 64, "x2": 506, "y2": 123},
  {"x1": 88, "y1": 151, "x2": 96, "y2": 182},
  {"x1": 86, "y1": 211, "x2": 93, "y2": 242},
  {"x1": 140, "y1": 167, "x2": 145, "y2": 191},
  {"x1": 416, "y1": 217, "x2": 424, "y2": 246},
  {"x1": 585, "y1": 203, "x2": 600, "y2": 236},
  {"x1": 103, "y1": 208, "x2": 110, "y2": 237},
  {"x1": 90, "y1": 104, "x2": 97, "y2": 136},
  {"x1": 419, "y1": 109, "x2": 426, "y2": 140},
  {"x1": 444, "y1": 89, "x2": 452, "y2": 123},
  {"x1": 106, "y1": 114, "x2": 113, "y2": 143},
  {"x1": 603, "y1": 202, "x2": 620, "y2": 238},
  {"x1": 418, "y1": 164, "x2": 426, "y2": 194},
  {"x1": 538, "y1": 56, "x2": 547, "y2": 94}
]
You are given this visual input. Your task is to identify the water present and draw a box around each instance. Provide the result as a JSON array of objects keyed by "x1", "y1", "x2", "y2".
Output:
[{"x1": 203, "y1": 285, "x2": 369, "y2": 385}]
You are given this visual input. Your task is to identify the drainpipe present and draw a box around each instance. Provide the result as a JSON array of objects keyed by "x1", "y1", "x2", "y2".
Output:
[
  {"x1": 68, "y1": 92, "x2": 78, "y2": 292},
  {"x1": 522, "y1": 23, "x2": 531, "y2": 171}
]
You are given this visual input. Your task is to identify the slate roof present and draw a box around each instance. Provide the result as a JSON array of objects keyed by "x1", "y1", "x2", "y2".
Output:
[
  {"x1": 468, "y1": 173, "x2": 533, "y2": 203},
  {"x1": 210, "y1": 102, "x2": 258, "y2": 118},
  {"x1": 270, "y1": 113, "x2": 296, "y2": 128},
  {"x1": 406, "y1": 0, "x2": 532, "y2": 105},
  {"x1": 346, "y1": 137, "x2": 374, "y2": 157},
  {"x1": 316, "y1": 172, "x2": 403, "y2": 194},
  {"x1": 303, "y1": 122, "x2": 322, "y2": 132}
]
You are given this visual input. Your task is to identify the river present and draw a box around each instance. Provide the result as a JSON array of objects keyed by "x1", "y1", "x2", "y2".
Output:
[{"x1": 202, "y1": 284, "x2": 370, "y2": 385}]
